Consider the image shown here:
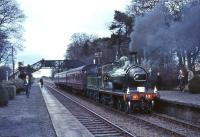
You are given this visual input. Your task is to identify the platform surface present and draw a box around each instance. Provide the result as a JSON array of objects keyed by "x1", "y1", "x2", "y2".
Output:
[
  {"x1": 0, "y1": 84, "x2": 56, "y2": 137},
  {"x1": 41, "y1": 86, "x2": 94, "y2": 137},
  {"x1": 0, "y1": 83, "x2": 94, "y2": 137},
  {"x1": 159, "y1": 90, "x2": 200, "y2": 108}
]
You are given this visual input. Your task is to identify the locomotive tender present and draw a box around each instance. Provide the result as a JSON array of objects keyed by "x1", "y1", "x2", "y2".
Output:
[{"x1": 54, "y1": 56, "x2": 159, "y2": 113}]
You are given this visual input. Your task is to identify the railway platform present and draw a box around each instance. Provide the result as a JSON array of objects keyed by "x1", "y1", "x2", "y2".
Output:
[
  {"x1": 0, "y1": 83, "x2": 56, "y2": 137},
  {"x1": 41, "y1": 86, "x2": 93, "y2": 137},
  {"x1": 155, "y1": 90, "x2": 200, "y2": 124},
  {"x1": 0, "y1": 83, "x2": 93, "y2": 137},
  {"x1": 159, "y1": 90, "x2": 200, "y2": 108}
]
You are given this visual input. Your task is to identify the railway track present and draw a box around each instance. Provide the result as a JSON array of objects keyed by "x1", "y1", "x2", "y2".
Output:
[
  {"x1": 87, "y1": 96, "x2": 200, "y2": 137},
  {"x1": 151, "y1": 112, "x2": 200, "y2": 132},
  {"x1": 103, "y1": 99, "x2": 200, "y2": 137},
  {"x1": 44, "y1": 82, "x2": 200, "y2": 137},
  {"x1": 46, "y1": 85, "x2": 135, "y2": 137},
  {"x1": 128, "y1": 113, "x2": 200, "y2": 137}
]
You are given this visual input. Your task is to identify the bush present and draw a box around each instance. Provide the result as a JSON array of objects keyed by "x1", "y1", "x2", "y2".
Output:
[
  {"x1": 0, "y1": 84, "x2": 9, "y2": 107},
  {"x1": 11, "y1": 78, "x2": 24, "y2": 89},
  {"x1": 3, "y1": 85, "x2": 16, "y2": 100},
  {"x1": 3, "y1": 78, "x2": 24, "y2": 93},
  {"x1": 188, "y1": 76, "x2": 200, "y2": 93}
]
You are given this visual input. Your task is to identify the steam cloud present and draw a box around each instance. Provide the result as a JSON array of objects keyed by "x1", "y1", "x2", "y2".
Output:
[{"x1": 129, "y1": 1, "x2": 200, "y2": 58}]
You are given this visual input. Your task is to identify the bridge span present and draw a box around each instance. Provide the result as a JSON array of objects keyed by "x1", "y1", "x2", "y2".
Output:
[{"x1": 9, "y1": 59, "x2": 84, "y2": 79}]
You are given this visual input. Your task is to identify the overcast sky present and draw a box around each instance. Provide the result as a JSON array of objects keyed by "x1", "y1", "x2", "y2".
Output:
[
  {"x1": 16, "y1": 0, "x2": 130, "y2": 64},
  {"x1": 16, "y1": 0, "x2": 130, "y2": 76}
]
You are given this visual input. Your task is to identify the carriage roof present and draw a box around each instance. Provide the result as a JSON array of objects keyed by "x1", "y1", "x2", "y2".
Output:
[{"x1": 55, "y1": 64, "x2": 98, "y2": 75}]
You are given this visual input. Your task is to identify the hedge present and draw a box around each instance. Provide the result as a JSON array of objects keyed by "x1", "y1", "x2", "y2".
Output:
[
  {"x1": 2, "y1": 78, "x2": 24, "y2": 93},
  {"x1": 3, "y1": 85, "x2": 16, "y2": 100},
  {"x1": 188, "y1": 76, "x2": 200, "y2": 93},
  {"x1": 0, "y1": 84, "x2": 9, "y2": 107}
]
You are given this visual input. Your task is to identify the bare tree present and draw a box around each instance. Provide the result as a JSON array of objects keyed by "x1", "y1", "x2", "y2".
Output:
[
  {"x1": 0, "y1": 0, "x2": 25, "y2": 64},
  {"x1": 65, "y1": 33, "x2": 98, "y2": 63}
]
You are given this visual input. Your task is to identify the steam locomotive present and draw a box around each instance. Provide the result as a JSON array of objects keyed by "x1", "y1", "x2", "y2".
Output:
[{"x1": 54, "y1": 56, "x2": 159, "y2": 113}]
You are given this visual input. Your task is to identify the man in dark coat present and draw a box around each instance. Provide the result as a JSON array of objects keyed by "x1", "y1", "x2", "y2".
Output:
[
  {"x1": 40, "y1": 78, "x2": 43, "y2": 88},
  {"x1": 24, "y1": 75, "x2": 31, "y2": 98},
  {"x1": 155, "y1": 72, "x2": 162, "y2": 90},
  {"x1": 178, "y1": 69, "x2": 186, "y2": 91}
]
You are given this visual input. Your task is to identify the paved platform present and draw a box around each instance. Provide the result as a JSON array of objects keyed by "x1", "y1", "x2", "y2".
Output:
[
  {"x1": 0, "y1": 84, "x2": 56, "y2": 137},
  {"x1": 159, "y1": 90, "x2": 200, "y2": 109},
  {"x1": 0, "y1": 83, "x2": 94, "y2": 137},
  {"x1": 41, "y1": 86, "x2": 94, "y2": 137},
  {"x1": 155, "y1": 90, "x2": 200, "y2": 124}
]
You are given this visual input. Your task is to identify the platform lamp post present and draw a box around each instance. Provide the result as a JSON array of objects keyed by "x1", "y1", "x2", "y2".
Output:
[
  {"x1": 6, "y1": 45, "x2": 15, "y2": 79},
  {"x1": 94, "y1": 51, "x2": 102, "y2": 65},
  {"x1": 94, "y1": 50, "x2": 102, "y2": 90}
]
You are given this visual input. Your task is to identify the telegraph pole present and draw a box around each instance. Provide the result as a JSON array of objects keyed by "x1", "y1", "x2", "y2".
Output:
[{"x1": 12, "y1": 46, "x2": 15, "y2": 78}]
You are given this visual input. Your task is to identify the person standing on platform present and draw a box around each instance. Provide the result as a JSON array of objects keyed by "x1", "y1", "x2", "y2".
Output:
[
  {"x1": 24, "y1": 75, "x2": 31, "y2": 98},
  {"x1": 178, "y1": 69, "x2": 185, "y2": 92},
  {"x1": 187, "y1": 68, "x2": 194, "y2": 83},
  {"x1": 40, "y1": 78, "x2": 44, "y2": 88},
  {"x1": 155, "y1": 72, "x2": 162, "y2": 90},
  {"x1": 186, "y1": 68, "x2": 194, "y2": 91}
]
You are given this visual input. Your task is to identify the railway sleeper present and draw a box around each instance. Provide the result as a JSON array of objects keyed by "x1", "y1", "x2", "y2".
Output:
[
  {"x1": 78, "y1": 119, "x2": 101, "y2": 122},
  {"x1": 84, "y1": 123, "x2": 108, "y2": 127},
  {"x1": 79, "y1": 121, "x2": 104, "y2": 125},
  {"x1": 87, "y1": 127, "x2": 114, "y2": 131},
  {"x1": 91, "y1": 130, "x2": 120, "y2": 135},
  {"x1": 93, "y1": 132, "x2": 123, "y2": 137}
]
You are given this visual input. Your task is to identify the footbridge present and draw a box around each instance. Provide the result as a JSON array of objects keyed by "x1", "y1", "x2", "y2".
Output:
[{"x1": 9, "y1": 59, "x2": 84, "y2": 79}]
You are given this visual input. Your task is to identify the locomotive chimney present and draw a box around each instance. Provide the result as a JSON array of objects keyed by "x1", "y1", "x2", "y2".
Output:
[{"x1": 130, "y1": 51, "x2": 138, "y2": 65}]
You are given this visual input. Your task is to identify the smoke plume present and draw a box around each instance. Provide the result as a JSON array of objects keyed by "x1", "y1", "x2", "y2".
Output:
[{"x1": 129, "y1": 1, "x2": 200, "y2": 59}]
